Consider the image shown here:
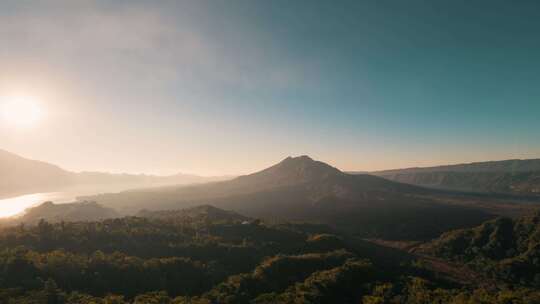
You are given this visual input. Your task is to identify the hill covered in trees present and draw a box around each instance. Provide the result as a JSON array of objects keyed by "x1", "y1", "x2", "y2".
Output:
[
  {"x1": 416, "y1": 210, "x2": 540, "y2": 287},
  {"x1": 137, "y1": 204, "x2": 249, "y2": 224},
  {"x1": 0, "y1": 205, "x2": 538, "y2": 303}
]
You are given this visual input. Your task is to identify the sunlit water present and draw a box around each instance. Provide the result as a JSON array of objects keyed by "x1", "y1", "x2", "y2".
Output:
[
  {"x1": 0, "y1": 192, "x2": 79, "y2": 218},
  {"x1": 0, "y1": 184, "x2": 142, "y2": 218},
  {"x1": 0, "y1": 181, "x2": 188, "y2": 218}
]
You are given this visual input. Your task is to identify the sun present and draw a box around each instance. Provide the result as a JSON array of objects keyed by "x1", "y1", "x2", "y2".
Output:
[{"x1": 0, "y1": 95, "x2": 44, "y2": 128}]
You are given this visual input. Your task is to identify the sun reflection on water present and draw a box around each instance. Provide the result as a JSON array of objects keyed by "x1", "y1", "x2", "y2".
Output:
[{"x1": 0, "y1": 192, "x2": 74, "y2": 218}]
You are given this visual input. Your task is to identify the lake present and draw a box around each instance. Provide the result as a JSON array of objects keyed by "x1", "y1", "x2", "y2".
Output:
[
  {"x1": 0, "y1": 184, "x2": 140, "y2": 218},
  {"x1": 0, "y1": 192, "x2": 81, "y2": 218}
]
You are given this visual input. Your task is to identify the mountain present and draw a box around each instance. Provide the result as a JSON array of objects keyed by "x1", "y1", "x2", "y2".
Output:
[
  {"x1": 0, "y1": 149, "x2": 230, "y2": 199},
  {"x1": 370, "y1": 159, "x2": 540, "y2": 196},
  {"x1": 0, "y1": 149, "x2": 73, "y2": 198},
  {"x1": 84, "y1": 156, "x2": 494, "y2": 240},
  {"x1": 82, "y1": 155, "x2": 416, "y2": 212},
  {"x1": 416, "y1": 210, "x2": 540, "y2": 287},
  {"x1": 7, "y1": 201, "x2": 119, "y2": 225},
  {"x1": 232, "y1": 155, "x2": 344, "y2": 188}
]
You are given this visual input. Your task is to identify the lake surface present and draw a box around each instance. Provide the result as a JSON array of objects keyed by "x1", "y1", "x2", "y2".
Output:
[
  {"x1": 0, "y1": 192, "x2": 80, "y2": 218},
  {"x1": 0, "y1": 184, "x2": 140, "y2": 218}
]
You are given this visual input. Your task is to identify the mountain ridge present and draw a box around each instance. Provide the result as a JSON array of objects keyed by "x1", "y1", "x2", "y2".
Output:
[
  {"x1": 0, "y1": 149, "x2": 231, "y2": 199},
  {"x1": 369, "y1": 158, "x2": 540, "y2": 196},
  {"x1": 372, "y1": 158, "x2": 540, "y2": 174},
  {"x1": 0, "y1": 149, "x2": 73, "y2": 198}
]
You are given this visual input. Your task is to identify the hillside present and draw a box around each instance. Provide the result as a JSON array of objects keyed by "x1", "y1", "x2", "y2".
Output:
[
  {"x1": 0, "y1": 206, "x2": 537, "y2": 303},
  {"x1": 0, "y1": 149, "x2": 73, "y2": 198},
  {"x1": 85, "y1": 156, "x2": 494, "y2": 240},
  {"x1": 137, "y1": 205, "x2": 249, "y2": 224},
  {"x1": 371, "y1": 159, "x2": 540, "y2": 195},
  {"x1": 416, "y1": 210, "x2": 540, "y2": 287},
  {"x1": 0, "y1": 210, "x2": 372, "y2": 302},
  {"x1": 0, "y1": 149, "x2": 229, "y2": 199}
]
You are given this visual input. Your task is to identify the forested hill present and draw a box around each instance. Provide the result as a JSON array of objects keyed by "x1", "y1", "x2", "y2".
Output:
[
  {"x1": 416, "y1": 210, "x2": 540, "y2": 287},
  {"x1": 0, "y1": 205, "x2": 538, "y2": 303},
  {"x1": 370, "y1": 158, "x2": 540, "y2": 196},
  {"x1": 136, "y1": 204, "x2": 249, "y2": 223}
]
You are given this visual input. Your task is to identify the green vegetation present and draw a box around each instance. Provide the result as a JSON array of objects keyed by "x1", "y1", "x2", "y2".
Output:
[
  {"x1": 0, "y1": 208, "x2": 373, "y2": 302},
  {"x1": 0, "y1": 205, "x2": 538, "y2": 303},
  {"x1": 417, "y1": 210, "x2": 540, "y2": 287},
  {"x1": 362, "y1": 277, "x2": 540, "y2": 304}
]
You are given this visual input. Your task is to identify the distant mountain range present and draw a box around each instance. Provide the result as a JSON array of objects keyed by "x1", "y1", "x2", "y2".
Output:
[
  {"x1": 6, "y1": 150, "x2": 540, "y2": 239},
  {"x1": 0, "y1": 149, "x2": 231, "y2": 199},
  {"x1": 84, "y1": 156, "x2": 495, "y2": 240},
  {"x1": 370, "y1": 159, "x2": 540, "y2": 196}
]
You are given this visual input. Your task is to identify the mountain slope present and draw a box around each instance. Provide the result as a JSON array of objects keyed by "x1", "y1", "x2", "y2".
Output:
[
  {"x1": 370, "y1": 159, "x2": 540, "y2": 196},
  {"x1": 416, "y1": 210, "x2": 540, "y2": 286},
  {"x1": 84, "y1": 155, "x2": 420, "y2": 211},
  {"x1": 0, "y1": 149, "x2": 73, "y2": 198},
  {"x1": 85, "y1": 156, "x2": 494, "y2": 240},
  {"x1": 0, "y1": 149, "x2": 229, "y2": 199},
  {"x1": 0, "y1": 205, "x2": 537, "y2": 302}
]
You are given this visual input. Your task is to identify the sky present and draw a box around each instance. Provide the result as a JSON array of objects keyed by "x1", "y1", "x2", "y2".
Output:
[{"x1": 0, "y1": 0, "x2": 539, "y2": 176}]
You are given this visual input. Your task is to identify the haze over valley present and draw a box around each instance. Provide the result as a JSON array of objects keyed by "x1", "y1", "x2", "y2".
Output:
[
  {"x1": 2, "y1": 151, "x2": 539, "y2": 240},
  {"x1": 0, "y1": 149, "x2": 230, "y2": 216}
]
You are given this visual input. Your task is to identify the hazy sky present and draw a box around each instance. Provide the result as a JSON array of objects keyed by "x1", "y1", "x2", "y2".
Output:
[{"x1": 1, "y1": 0, "x2": 539, "y2": 175}]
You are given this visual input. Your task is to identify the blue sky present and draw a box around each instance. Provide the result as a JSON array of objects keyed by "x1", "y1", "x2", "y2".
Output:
[{"x1": 0, "y1": 0, "x2": 539, "y2": 175}]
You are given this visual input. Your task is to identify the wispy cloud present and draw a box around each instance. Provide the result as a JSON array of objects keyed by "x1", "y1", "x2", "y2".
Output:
[{"x1": 0, "y1": 1, "x2": 306, "y2": 99}]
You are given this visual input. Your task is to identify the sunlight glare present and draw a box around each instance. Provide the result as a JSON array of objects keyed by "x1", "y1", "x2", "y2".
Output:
[{"x1": 0, "y1": 95, "x2": 44, "y2": 128}]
